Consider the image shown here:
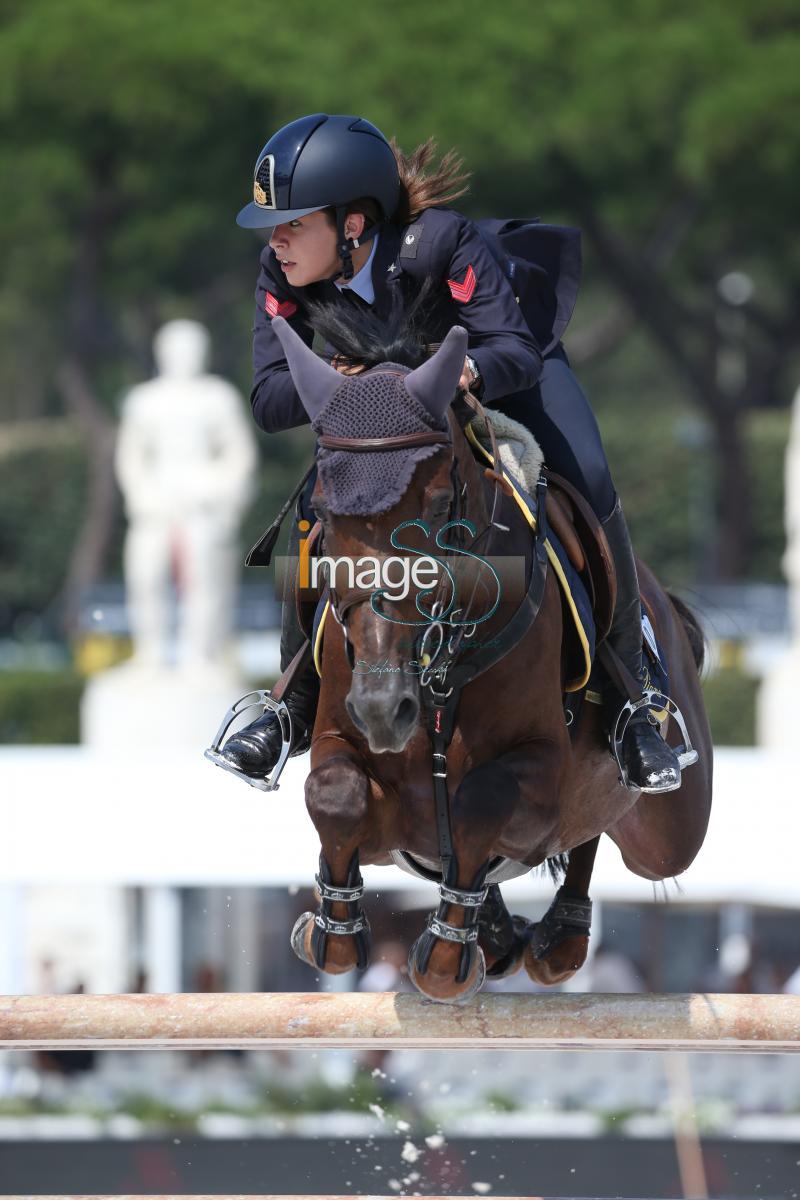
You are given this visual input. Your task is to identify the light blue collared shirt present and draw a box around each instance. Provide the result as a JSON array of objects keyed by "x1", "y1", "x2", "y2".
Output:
[{"x1": 334, "y1": 234, "x2": 379, "y2": 306}]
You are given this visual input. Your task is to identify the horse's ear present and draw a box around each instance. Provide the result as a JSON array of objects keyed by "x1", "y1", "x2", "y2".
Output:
[
  {"x1": 404, "y1": 325, "x2": 468, "y2": 422},
  {"x1": 271, "y1": 315, "x2": 341, "y2": 422}
]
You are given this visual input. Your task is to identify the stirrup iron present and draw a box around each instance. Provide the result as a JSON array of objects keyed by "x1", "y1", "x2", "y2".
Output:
[
  {"x1": 611, "y1": 688, "x2": 699, "y2": 793},
  {"x1": 204, "y1": 689, "x2": 293, "y2": 793}
]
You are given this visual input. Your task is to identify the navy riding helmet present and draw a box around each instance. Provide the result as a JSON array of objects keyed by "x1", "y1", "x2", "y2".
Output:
[{"x1": 236, "y1": 113, "x2": 401, "y2": 278}]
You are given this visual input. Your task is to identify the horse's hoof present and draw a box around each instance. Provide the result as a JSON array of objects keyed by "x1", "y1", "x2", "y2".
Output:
[
  {"x1": 407, "y1": 939, "x2": 486, "y2": 1005},
  {"x1": 523, "y1": 932, "x2": 589, "y2": 986},
  {"x1": 290, "y1": 912, "x2": 317, "y2": 967},
  {"x1": 289, "y1": 911, "x2": 366, "y2": 975},
  {"x1": 485, "y1": 915, "x2": 532, "y2": 980}
]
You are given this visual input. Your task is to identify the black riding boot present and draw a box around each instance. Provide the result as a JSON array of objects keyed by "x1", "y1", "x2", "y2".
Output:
[
  {"x1": 220, "y1": 534, "x2": 321, "y2": 782},
  {"x1": 602, "y1": 499, "x2": 682, "y2": 793}
]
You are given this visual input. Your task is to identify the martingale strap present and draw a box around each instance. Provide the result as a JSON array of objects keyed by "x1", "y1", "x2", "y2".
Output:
[{"x1": 421, "y1": 473, "x2": 550, "y2": 877}]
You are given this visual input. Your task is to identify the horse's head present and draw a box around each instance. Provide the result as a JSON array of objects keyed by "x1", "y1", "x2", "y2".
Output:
[{"x1": 272, "y1": 314, "x2": 473, "y2": 753}]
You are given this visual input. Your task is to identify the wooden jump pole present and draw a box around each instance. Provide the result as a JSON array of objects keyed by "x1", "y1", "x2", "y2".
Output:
[{"x1": 1, "y1": 991, "x2": 798, "y2": 1052}]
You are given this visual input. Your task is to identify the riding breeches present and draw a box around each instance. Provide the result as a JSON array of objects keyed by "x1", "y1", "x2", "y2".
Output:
[{"x1": 492, "y1": 345, "x2": 617, "y2": 522}]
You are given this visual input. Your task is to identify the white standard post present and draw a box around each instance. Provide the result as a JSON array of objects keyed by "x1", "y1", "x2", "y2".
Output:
[{"x1": 143, "y1": 886, "x2": 182, "y2": 994}]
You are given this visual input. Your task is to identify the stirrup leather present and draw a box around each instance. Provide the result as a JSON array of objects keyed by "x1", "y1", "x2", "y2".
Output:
[
  {"x1": 204, "y1": 689, "x2": 293, "y2": 793},
  {"x1": 611, "y1": 688, "x2": 699, "y2": 793}
]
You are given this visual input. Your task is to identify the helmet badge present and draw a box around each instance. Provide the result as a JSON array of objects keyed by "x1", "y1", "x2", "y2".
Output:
[{"x1": 253, "y1": 153, "x2": 275, "y2": 209}]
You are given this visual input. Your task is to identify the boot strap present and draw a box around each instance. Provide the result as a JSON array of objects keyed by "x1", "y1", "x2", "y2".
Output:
[
  {"x1": 426, "y1": 914, "x2": 480, "y2": 944},
  {"x1": 314, "y1": 911, "x2": 369, "y2": 936},
  {"x1": 438, "y1": 882, "x2": 489, "y2": 907},
  {"x1": 315, "y1": 875, "x2": 365, "y2": 902}
]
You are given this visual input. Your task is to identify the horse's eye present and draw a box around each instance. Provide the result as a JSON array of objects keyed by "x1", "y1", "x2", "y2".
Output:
[{"x1": 428, "y1": 491, "x2": 451, "y2": 519}]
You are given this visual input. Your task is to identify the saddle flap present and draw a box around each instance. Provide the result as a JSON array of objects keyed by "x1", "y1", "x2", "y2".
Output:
[{"x1": 544, "y1": 470, "x2": 617, "y2": 644}]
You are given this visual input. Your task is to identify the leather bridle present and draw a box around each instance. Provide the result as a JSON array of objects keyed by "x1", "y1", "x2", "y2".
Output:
[
  {"x1": 315, "y1": 402, "x2": 506, "y2": 668},
  {"x1": 316, "y1": 426, "x2": 453, "y2": 665}
]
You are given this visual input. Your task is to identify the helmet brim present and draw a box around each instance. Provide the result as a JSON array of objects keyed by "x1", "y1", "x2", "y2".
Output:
[{"x1": 235, "y1": 201, "x2": 324, "y2": 229}]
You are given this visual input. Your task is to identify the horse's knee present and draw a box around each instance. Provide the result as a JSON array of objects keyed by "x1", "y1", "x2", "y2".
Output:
[{"x1": 305, "y1": 757, "x2": 369, "y2": 836}]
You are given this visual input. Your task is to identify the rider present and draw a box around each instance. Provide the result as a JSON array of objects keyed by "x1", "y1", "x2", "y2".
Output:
[{"x1": 217, "y1": 112, "x2": 682, "y2": 794}]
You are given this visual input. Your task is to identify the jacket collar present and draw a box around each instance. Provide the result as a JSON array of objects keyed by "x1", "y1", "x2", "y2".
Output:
[{"x1": 370, "y1": 223, "x2": 404, "y2": 318}]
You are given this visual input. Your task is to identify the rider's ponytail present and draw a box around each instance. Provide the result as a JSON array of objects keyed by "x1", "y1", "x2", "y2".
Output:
[
  {"x1": 329, "y1": 137, "x2": 471, "y2": 232},
  {"x1": 389, "y1": 138, "x2": 471, "y2": 224}
]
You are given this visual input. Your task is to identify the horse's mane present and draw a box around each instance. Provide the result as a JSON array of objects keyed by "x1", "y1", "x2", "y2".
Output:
[{"x1": 305, "y1": 280, "x2": 435, "y2": 371}]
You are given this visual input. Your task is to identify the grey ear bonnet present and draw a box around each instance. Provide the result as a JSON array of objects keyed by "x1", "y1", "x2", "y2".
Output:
[
  {"x1": 313, "y1": 367, "x2": 447, "y2": 515},
  {"x1": 270, "y1": 319, "x2": 468, "y2": 515}
]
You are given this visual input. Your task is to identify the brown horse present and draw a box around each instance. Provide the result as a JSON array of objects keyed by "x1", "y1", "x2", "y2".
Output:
[{"x1": 269, "y1": 313, "x2": 712, "y2": 1005}]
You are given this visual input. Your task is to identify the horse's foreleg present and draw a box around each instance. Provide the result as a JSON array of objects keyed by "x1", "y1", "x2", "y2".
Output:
[
  {"x1": 477, "y1": 884, "x2": 532, "y2": 981},
  {"x1": 408, "y1": 760, "x2": 520, "y2": 1005},
  {"x1": 524, "y1": 835, "x2": 599, "y2": 986},
  {"x1": 291, "y1": 756, "x2": 372, "y2": 976}
]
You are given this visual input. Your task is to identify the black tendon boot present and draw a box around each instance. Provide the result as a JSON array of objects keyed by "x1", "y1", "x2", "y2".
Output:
[
  {"x1": 220, "y1": 540, "x2": 320, "y2": 783},
  {"x1": 602, "y1": 499, "x2": 682, "y2": 793}
]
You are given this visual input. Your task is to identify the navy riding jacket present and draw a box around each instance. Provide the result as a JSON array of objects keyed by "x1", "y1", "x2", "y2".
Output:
[
  {"x1": 248, "y1": 206, "x2": 617, "y2": 519},
  {"x1": 250, "y1": 207, "x2": 553, "y2": 435}
]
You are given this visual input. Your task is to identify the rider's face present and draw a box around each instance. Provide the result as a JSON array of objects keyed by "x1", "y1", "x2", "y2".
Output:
[
  {"x1": 269, "y1": 211, "x2": 339, "y2": 286},
  {"x1": 269, "y1": 210, "x2": 362, "y2": 287}
]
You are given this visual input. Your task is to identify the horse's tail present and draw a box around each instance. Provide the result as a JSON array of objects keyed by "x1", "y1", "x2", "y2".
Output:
[{"x1": 667, "y1": 592, "x2": 706, "y2": 675}]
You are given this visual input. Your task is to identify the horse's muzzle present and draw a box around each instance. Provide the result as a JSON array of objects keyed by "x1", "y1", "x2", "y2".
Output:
[{"x1": 345, "y1": 674, "x2": 420, "y2": 753}]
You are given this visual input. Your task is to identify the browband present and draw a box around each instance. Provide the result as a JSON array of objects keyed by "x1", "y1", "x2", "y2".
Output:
[{"x1": 317, "y1": 430, "x2": 450, "y2": 452}]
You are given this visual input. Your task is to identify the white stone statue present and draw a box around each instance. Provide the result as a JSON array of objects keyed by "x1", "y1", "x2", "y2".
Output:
[{"x1": 115, "y1": 319, "x2": 258, "y2": 669}]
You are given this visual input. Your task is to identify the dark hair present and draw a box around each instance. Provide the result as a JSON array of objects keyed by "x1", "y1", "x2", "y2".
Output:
[
  {"x1": 324, "y1": 137, "x2": 471, "y2": 230},
  {"x1": 390, "y1": 137, "x2": 471, "y2": 224}
]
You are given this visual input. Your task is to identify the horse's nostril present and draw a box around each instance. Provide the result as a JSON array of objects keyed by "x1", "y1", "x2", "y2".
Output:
[
  {"x1": 395, "y1": 696, "x2": 418, "y2": 728},
  {"x1": 345, "y1": 696, "x2": 367, "y2": 733}
]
